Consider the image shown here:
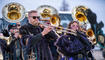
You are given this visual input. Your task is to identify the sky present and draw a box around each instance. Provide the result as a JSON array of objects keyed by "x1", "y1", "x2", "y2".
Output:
[{"x1": 0, "y1": 0, "x2": 105, "y2": 32}]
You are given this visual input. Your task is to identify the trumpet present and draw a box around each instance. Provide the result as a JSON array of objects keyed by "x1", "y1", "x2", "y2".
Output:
[{"x1": 86, "y1": 28, "x2": 97, "y2": 45}]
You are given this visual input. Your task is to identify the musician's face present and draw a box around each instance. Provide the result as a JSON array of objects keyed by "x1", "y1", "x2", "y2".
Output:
[
  {"x1": 70, "y1": 22, "x2": 79, "y2": 31},
  {"x1": 10, "y1": 28, "x2": 18, "y2": 34},
  {"x1": 28, "y1": 12, "x2": 40, "y2": 26}
]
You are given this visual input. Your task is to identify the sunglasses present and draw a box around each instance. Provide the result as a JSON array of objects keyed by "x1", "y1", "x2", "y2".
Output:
[
  {"x1": 31, "y1": 16, "x2": 40, "y2": 19},
  {"x1": 17, "y1": 24, "x2": 21, "y2": 26}
]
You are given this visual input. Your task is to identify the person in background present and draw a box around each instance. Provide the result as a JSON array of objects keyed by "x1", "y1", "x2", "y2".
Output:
[{"x1": 0, "y1": 23, "x2": 22, "y2": 60}]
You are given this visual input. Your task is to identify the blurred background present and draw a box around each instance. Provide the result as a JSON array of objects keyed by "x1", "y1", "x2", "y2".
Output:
[{"x1": 0, "y1": 0, "x2": 105, "y2": 60}]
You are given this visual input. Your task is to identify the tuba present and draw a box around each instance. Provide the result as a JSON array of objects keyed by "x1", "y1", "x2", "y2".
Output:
[
  {"x1": 2, "y1": 2, "x2": 25, "y2": 23},
  {"x1": 72, "y1": 6, "x2": 88, "y2": 30},
  {"x1": 36, "y1": 5, "x2": 60, "y2": 27},
  {"x1": 1, "y1": 2, "x2": 25, "y2": 45}
]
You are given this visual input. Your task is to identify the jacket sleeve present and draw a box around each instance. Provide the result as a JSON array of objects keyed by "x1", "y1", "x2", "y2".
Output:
[
  {"x1": 25, "y1": 33, "x2": 43, "y2": 53},
  {"x1": 77, "y1": 32, "x2": 92, "y2": 50},
  {"x1": 29, "y1": 33, "x2": 43, "y2": 45},
  {"x1": 0, "y1": 39, "x2": 8, "y2": 51},
  {"x1": 26, "y1": 33, "x2": 43, "y2": 48},
  {"x1": 55, "y1": 36, "x2": 74, "y2": 56},
  {"x1": 45, "y1": 30, "x2": 58, "y2": 41},
  {"x1": 55, "y1": 35, "x2": 68, "y2": 49}
]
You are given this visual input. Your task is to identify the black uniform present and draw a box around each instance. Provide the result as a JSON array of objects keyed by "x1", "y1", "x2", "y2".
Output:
[{"x1": 19, "y1": 23, "x2": 58, "y2": 60}]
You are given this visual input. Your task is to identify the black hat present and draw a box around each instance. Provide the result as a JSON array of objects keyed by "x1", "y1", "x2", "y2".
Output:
[{"x1": 8, "y1": 23, "x2": 17, "y2": 31}]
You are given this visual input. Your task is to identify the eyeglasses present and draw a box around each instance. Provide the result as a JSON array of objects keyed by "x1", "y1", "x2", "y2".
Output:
[{"x1": 30, "y1": 16, "x2": 40, "y2": 19}]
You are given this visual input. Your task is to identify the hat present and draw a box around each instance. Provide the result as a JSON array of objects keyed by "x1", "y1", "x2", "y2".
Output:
[{"x1": 8, "y1": 23, "x2": 17, "y2": 31}]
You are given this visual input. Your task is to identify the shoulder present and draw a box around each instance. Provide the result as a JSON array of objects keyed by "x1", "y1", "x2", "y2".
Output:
[
  {"x1": 21, "y1": 24, "x2": 29, "y2": 28},
  {"x1": 19, "y1": 24, "x2": 30, "y2": 35},
  {"x1": 20, "y1": 24, "x2": 30, "y2": 30}
]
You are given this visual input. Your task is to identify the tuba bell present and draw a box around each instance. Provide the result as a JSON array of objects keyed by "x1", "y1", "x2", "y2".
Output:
[
  {"x1": 72, "y1": 5, "x2": 88, "y2": 23},
  {"x1": 36, "y1": 5, "x2": 60, "y2": 27},
  {"x1": 2, "y1": 2, "x2": 25, "y2": 23}
]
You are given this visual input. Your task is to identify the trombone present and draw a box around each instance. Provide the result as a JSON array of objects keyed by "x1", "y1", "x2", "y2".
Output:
[
  {"x1": 40, "y1": 14, "x2": 77, "y2": 35},
  {"x1": 36, "y1": 5, "x2": 77, "y2": 35}
]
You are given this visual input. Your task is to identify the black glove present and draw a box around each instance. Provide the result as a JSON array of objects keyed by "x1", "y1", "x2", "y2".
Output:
[
  {"x1": 76, "y1": 30, "x2": 92, "y2": 47},
  {"x1": 1, "y1": 29, "x2": 10, "y2": 37},
  {"x1": 77, "y1": 30, "x2": 87, "y2": 38}
]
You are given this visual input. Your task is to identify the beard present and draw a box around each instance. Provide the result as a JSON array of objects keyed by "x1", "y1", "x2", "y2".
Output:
[{"x1": 33, "y1": 22, "x2": 40, "y2": 26}]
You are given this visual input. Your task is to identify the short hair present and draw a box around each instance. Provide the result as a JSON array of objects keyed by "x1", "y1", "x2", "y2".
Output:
[{"x1": 28, "y1": 10, "x2": 37, "y2": 16}]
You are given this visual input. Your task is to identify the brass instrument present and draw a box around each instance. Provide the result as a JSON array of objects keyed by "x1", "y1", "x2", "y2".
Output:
[
  {"x1": 72, "y1": 5, "x2": 97, "y2": 44},
  {"x1": 0, "y1": 35, "x2": 12, "y2": 45},
  {"x1": 36, "y1": 5, "x2": 60, "y2": 30},
  {"x1": 72, "y1": 6, "x2": 88, "y2": 23},
  {"x1": 2, "y1": 2, "x2": 25, "y2": 23},
  {"x1": 36, "y1": 5, "x2": 77, "y2": 35},
  {"x1": 50, "y1": 14, "x2": 77, "y2": 35},
  {"x1": 36, "y1": 5, "x2": 58, "y2": 19},
  {"x1": 72, "y1": 5, "x2": 90, "y2": 31},
  {"x1": 86, "y1": 28, "x2": 97, "y2": 45},
  {"x1": 1, "y1": 2, "x2": 25, "y2": 45}
]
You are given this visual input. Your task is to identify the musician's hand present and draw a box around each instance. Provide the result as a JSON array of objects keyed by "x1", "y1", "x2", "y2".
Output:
[
  {"x1": 14, "y1": 32, "x2": 19, "y2": 38},
  {"x1": 76, "y1": 30, "x2": 83, "y2": 38},
  {"x1": 39, "y1": 23, "x2": 45, "y2": 28},
  {"x1": 77, "y1": 30, "x2": 87, "y2": 37},
  {"x1": 14, "y1": 30, "x2": 19, "y2": 38},
  {"x1": 41, "y1": 26, "x2": 53, "y2": 36},
  {"x1": 1, "y1": 29, "x2": 10, "y2": 37}
]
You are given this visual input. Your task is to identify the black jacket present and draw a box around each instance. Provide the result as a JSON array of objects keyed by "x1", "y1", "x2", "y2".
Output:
[{"x1": 19, "y1": 23, "x2": 58, "y2": 60}]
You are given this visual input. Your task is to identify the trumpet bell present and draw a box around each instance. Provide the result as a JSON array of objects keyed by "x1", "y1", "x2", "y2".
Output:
[
  {"x1": 86, "y1": 28, "x2": 97, "y2": 45},
  {"x1": 86, "y1": 29, "x2": 94, "y2": 37},
  {"x1": 41, "y1": 8, "x2": 51, "y2": 18},
  {"x1": 2, "y1": 2, "x2": 25, "y2": 23},
  {"x1": 36, "y1": 5, "x2": 58, "y2": 19}
]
